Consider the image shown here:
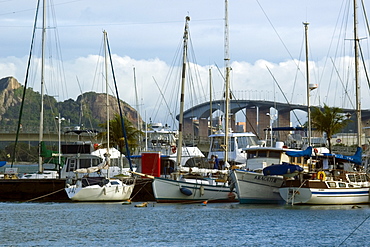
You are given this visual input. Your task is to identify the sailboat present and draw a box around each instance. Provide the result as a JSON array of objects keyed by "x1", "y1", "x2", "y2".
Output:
[
  {"x1": 279, "y1": 1, "x2": 370, "y2": 205},
  {"x1": 151, "y1": 15, "x2": 236, "y2": 203},
  {"x1": 64, "y1": 31, "x2": 134, "y2": 201}
]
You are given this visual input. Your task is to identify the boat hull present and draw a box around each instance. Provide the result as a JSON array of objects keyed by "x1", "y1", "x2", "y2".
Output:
[
  {"x1": 152, "y1": 177, "x2": 237, "y2": 203},
  {"x1": 65, "y1": 183, "x2": 134, "y2": 201},
  {"x1": 0, "y1": 179, "x2": 69, "y2": 202},
  {"x1": 231, "y1": 169, "x2": 284, "y2": 204},
  {"x1": 279, "y1": 187, "x2": 370, "y2": 205}
]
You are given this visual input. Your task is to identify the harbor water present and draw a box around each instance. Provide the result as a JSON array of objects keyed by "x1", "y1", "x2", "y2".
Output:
[{"x1": 2, "y1": 202, "x2": 370, "y2": 246}]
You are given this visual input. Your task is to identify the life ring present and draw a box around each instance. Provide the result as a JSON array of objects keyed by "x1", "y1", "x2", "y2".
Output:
[
  {"x1": 317, "y1": 171, "x2": 326, "y2": 181},
  {"x1": 171, "y1": 146, "x2": 177, "y2": 154},
  {"x1": 314, "y1": 148, "x2": 318, "y2": 154}
]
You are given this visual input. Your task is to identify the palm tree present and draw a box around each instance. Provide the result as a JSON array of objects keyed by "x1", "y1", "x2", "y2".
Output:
[
  {"x1": 97, "y1": 114, "x2": 143, "y2": 155},
  {"x1": 310, "y1": 104, "x2": 351, "y2": 153}
]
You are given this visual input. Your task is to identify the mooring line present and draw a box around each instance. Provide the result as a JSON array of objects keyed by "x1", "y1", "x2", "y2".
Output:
[
  {"x1": 23, "y1": 188, "x2": 65, "y2": 203},
  {"x1": 338, "y1": 212, "x2": 370, "y2": 246}
]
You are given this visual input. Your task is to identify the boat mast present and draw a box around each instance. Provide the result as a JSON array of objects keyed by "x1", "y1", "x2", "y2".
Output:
[
  {"x1": 176, "y1": 16, "x2": 190, "y2": 169},
  {"x1": 304, "y1": 22, "x2": 312, "y2": 148},
  {"x1": 38, "y1": 0, "x2": 46, "y2": 173},
  {"x1": 209, "y1": 68, "x2": 212, "y2": 135},
  {"x1": 354, "y1": 0, "x2": 361, "y2": 147},
  {"x1": 224, "y1": 0, "x2": 230, "y2": 164},
  {"x1": 104, "y1": 30, "x2": 110, "y2": 175},
  {"x1": 133, "y1": 66, "x2": 142, "y2": 153}
]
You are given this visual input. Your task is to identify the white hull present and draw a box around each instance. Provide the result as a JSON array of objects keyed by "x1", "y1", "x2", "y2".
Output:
[
  {"x1": 231, "y1": 169, "x2": 284, "y2": 204},
  {"x1": 279, "y1": 187, "x2": 370, "y2": 205},
  {"x1": 65, "y1": 179, "x2": 134, "y2": 201},
  {"x1": 152, "y1": 177, "x2": 237, "y2": 203}
]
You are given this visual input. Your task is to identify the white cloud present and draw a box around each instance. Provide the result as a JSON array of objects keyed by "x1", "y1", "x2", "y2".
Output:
[{"x1": 0, "y1": 0, "x2": 369, "y2": 127}]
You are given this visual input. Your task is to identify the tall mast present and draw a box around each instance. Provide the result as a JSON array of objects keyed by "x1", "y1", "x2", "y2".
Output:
[
  {"x1": 104, "y1": 30, "x2": 110, "y2": 155},
  {"x1": 133, "y1": 66, "x2": 141, "y2": 152},
  {"x1": 38, "y1": 0, "x2": 46, "y2": 173},
  {"x1": 209, "y1": 68, "x2": 212, "y2": 135},
  {"x1": 176, "y1": 16, "x2": 190, "y2": 169},
  {"x1": 354, "y1": 0, "x2": 361, "y2": 147},
  {"x1": 304, "y1": 22, "x2": 312, "y2": 148},
  {"x1": 224, "y1": 0, "x2": 230, "y2": 164}
]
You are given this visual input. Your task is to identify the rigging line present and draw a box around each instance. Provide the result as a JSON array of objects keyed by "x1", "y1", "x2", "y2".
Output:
[
  {"x1": 290, "y1": 30, "x2": 305, "y2": 103},
  {"x1": 214, "y1": 63, "x2": 228, "y2": 101},
  {"x1": 214, "y1": 63, "x2": 260, "y2": 138},
  {"x1": 151, "y1": 36, "x2": 182, "y2": 124},
  {"x1": 106, "y1": 32, "x2": 133, "y2": 170},
  {"x1": 0, "y1": 0, "x2": 84, "y2": 17},
  {"x1": 329, "y1": 57, "x2": 355, "y2": 109},
  {"x1": 152, "y1": 76, "x2": 175, "y2": 123},
  {"x1": 187, "y1": 32, "x2": 207, "y2": 106},
  {"x1": 11, "y1": 0, "x2": 40, "y2": 168},
  {"x1": 265, "y1": 65, "x2": 303, "y2": 127},
  {"x1": 255, "y1": 0, "x2": 304, "y2": 78},
  {"x1": 358, "y1": 42, "x2": 370, "y2": 92},
  {"x1": 361, "y1": 0, "x2": 370, "y2": 37},
  {"x1": 338, "y1": 212, "x2": 370, "y2": 246},
  {"x1": 49, "y1": 1, "x2": 68, "y2": 101}
]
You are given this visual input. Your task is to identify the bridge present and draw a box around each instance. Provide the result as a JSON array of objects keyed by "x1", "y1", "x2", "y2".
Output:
[
  {"x1": 0, "y1": 129, "x2": 99, "y2": 144},
  {"x1": 1, "y1": 99, "x2": 370, "y2": 146},
  {"x1": 178, "y1": 99, "x2": 370, "y2": 144}
]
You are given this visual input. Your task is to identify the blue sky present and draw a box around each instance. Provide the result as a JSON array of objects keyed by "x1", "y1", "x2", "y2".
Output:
[{"x1": 0, "y1": 0, "x2": 368, "y2": 126}]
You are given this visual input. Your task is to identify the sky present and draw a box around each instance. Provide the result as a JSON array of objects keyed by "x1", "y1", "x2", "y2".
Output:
[{"x1": 0, "y1": 0, "x2": 369, "y2": 128}]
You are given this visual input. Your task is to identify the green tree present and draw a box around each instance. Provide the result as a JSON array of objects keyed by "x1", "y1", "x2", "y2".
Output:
[
  {"x1": 311, "y1": 104, "x2": 350, "y2": 153},
  {"x1": 97, "y1": 114, "x2": 142, "y2": 155}
]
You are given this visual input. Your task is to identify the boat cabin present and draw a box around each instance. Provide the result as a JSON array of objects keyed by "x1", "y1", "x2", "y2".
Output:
[{"x1": 208, "y1": 131, "x2": 260, "y2": 166}]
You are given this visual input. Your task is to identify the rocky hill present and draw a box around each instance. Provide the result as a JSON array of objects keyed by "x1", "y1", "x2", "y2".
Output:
[{"x1": 0, "y1": 76, "x2": 141, "y2": 132}]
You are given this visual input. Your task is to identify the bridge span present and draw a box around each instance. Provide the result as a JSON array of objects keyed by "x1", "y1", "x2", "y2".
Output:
[
  {"x1": 178, "y1": 99, "x2": 370, "y2": 143},
  {"x1": 0, "y1": 132, "x2": 98, "y2": 143}
]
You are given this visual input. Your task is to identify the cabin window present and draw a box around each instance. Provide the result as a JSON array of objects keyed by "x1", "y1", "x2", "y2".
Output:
[
  {"x1": 347, "y1": 174, "x2": 355, "y2": 182},
  {"x1": 110, "y1": 181, "x2": 120, "y2": 185},
  {"x1": 269, "y1": 151, "x2": 281, "y2": 158},
  {"x1": 80, "y1": 159, "x2": 93, "y2": 169},
  {"x1": 338, "y1": 182, "x2": 346, "y2": 188},
  {"x1": 211, "y1": 137, "x2": 224, "y2": 152},
  {"x1": 237, "y1": 136, "x2": 248, "y2": 149},
  {"x1": 184, "y1": 157, "x2": 209, "y2": 168},
  {"x1": 258, "y1": 151, "x2": 267, "y2": 158},
  {"x1": 327, "y1": 182, "x2": 336, "y2": 188},
  {"x1": 228, "y1": 137, "x2": 235, "y2": 152},
  {"x1": 247, "y1": 151, "x2": 257, "y2": 159},
  {"x1": 246, "y1": 136, "x2": 259, "y2": 146}
]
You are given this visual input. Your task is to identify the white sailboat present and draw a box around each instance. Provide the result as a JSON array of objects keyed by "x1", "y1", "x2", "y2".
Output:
[
  {"x1": 279, "y1": 1, "x2": 370, "y2": 205},
  {"x1": 65, "y1": 31, "x2": 134, "y2": 201},
  {"x1": 152, "y1": 14, "x2": 236, "y2": 203}
]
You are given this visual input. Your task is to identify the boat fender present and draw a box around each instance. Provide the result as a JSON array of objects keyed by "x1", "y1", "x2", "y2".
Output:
[
  {"x1": 317, "y1": 171, "x2": 326, "y2": 181},
  {"x1": 200, "y1": 185, "x2": 205, "y2": 196},
  {"x1": 135, "y1": 202, "x2": 148, "y2": 207},
  {"x1": 171, "y1": 146, "x2": 177, "y2": 154},
  {"x1": 228, "y1": 192, "x2": 236, "y2": 200},
  {"x1": 180, "y1": 187, "x2": 192, "y2": 196}
]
